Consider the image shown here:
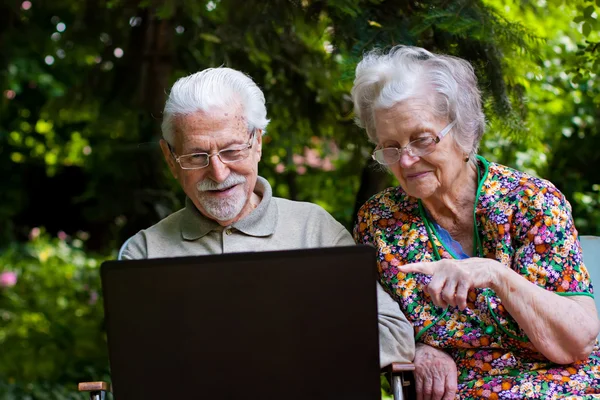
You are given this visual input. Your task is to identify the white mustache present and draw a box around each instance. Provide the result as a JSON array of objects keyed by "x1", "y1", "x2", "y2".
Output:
[{"x1": 197, "y1": 173, "x2": 246, "y2": 191}]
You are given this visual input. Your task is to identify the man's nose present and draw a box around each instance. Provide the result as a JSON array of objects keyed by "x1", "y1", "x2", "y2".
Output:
[{"x1": 207, "y1": 154, "x2": 230, "y2": 183}]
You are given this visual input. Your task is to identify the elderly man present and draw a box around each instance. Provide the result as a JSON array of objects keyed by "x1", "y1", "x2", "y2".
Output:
[{"x1": 119, "y1": 67, "x2": 414, "y2": 367}]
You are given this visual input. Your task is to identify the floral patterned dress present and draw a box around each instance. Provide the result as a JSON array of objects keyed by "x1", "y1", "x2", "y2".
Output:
[{"x1": 354, "y1": 156, "x2": 600, "y2": 399}]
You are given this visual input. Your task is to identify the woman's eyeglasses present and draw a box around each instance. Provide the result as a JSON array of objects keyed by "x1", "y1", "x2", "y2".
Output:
[{"x1": 372, "y1": 120, "x2": 456, "y2": 165}]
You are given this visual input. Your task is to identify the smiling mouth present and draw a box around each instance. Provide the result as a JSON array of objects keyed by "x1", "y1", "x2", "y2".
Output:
[
  {"x1": 406, "y1": 171, "x2": 430, "y2": 179},
  {"x1": 208, "y1": 184, "x2": 238, "y2": 194}
]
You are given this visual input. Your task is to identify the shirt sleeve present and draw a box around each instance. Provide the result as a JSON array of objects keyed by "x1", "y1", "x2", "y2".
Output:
[
  {"x1": 331, "y1": 226, "x2": 356, "y2": 246},
  {"x1": 512, "y1": 183, "x2": 593, "y2": 296},
  {"x1": 377, "y1": 282, "x2": 415, "y2": 366},
  {"x1": 118, "y1": 231, "x2": 148, "y2": 260}
]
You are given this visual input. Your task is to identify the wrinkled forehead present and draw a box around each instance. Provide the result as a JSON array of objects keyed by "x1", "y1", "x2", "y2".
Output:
[
  {"x1": 375, "y1": 96, "x2": 437, "y2": 129},
  {"x1": 171, "y1": 103, "x2": 249, "y2": 147}
]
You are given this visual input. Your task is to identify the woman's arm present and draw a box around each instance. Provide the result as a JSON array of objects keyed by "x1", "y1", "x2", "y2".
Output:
[
  {"x1": 492, "y1": 265, "x2": 599, "y2": 364},
  {"x1": 403, "y1": 179, "x2": 600, "y2": 364},
  {"x1": 491, "y1": 184, "x2": 600, "y2": 363},
  {"x1": 399, "y1": 258, "x2": 600, "y2": 364}
]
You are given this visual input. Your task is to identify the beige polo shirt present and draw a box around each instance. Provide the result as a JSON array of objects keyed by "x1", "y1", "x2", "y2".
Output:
[
  {"x1": 120, "y1": 177, "x2": 353, "y2": 259},
  {"x1": 119, "y1": 176, "x2": 415, "y2": 366}
]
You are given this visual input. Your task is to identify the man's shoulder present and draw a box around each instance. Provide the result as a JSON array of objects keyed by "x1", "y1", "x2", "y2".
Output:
[
  {"x1": 142, "y1": 207, "x2": 187, "y2": 235},
  {"x1": 126, "y1": 207, "x2": 186, "y2": 244},
  {"x1": 119, "y1": 207, "x2": 186, "y2": 259},
  {"x1": 270, "y1": 197, "x2": 353, "y2": 246},
  {"x1": 272, "y1": 197, "x2": 335, "y2": 219}
]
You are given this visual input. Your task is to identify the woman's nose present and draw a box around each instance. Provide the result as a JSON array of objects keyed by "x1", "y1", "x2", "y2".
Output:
[{"x1": 398, "y1": 151, "x2": 420, "y2": 169}]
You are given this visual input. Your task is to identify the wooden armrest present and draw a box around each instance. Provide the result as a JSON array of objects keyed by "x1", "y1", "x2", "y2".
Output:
[
  {"x1": 388, "y1": 362, "x2": 415, "y2": 373},
  {"x1": 387, "y1": 363, "x2": 416, "y2": 399},
  {"x1": 78, "y1": 381, "x2": 112, "y2": 393}
]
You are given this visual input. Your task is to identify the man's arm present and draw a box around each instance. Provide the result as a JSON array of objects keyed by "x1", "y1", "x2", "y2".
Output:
[
  {"x1": 333, "y1": 226, "x2": 415, "y2": 367},
  {"x1": 377, "y1": 282, "x2": 415, "y2": 367}
]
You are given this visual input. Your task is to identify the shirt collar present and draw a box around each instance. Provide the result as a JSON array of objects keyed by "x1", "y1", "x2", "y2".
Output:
[{"x1": 180, "y1": 176, "x2": 278, "y2": 241}]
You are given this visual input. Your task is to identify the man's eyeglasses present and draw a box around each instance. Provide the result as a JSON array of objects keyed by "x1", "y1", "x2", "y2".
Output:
[
  {"x1": 372, "y1": 120, "x2": 456, "y2": 165},
  {"x1": 168, "y1": 130, "x2": 257, "y2": 170}
]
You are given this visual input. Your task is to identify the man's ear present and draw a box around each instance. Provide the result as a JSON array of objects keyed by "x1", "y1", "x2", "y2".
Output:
[
  {"x1": 255, "y1": 130, "x2": 263, "y2": 161},
  {"x1": 160, "y1": 139, "x2": 179, "y2": 179}
]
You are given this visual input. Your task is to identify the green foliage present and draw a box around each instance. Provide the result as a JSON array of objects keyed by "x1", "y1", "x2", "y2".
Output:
[
  {"x1": 0, "y1": 232, "x2": 110, "y2": 399},
  {"x1": 2, "y1": 0, "x2": 600, "y2": 397},
  {"x1": 571, "y1": 0, "x2": 600, "y2": 89},
  {"x1": 479, "y1": 0, "x2": 600, "y2": 234},
  {"x1": 5, "y1": 0, "x2": 597, "y2": 241}
]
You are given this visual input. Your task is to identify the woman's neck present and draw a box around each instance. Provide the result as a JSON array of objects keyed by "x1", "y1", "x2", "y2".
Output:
[{"x1": 421, "y1": 161, "x2": 479, "y2": 228}]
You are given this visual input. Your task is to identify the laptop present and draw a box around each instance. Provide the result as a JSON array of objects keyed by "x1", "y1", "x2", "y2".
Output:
[{"x1": 100, "y1": 245, "x2": 381, "y2": 399}]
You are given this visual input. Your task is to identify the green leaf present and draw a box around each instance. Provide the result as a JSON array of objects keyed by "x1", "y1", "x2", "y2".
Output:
[
  {"x1": 583, "y1": 22, "x2": 592, "y2": 37},
  {"x1": 597, "y1": 0, "x2": 600, "y2": 8},
  {"x1": 199, "y1": 33, "x2": 221, "y2": 43},
  {"x1": 584, "y1": 5, "x2": 595, "y2": 17}
]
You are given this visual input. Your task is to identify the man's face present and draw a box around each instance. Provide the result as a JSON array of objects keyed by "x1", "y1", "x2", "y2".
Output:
[{"x1": 160, "y1": 105, "x2": 262, "y2": 226}]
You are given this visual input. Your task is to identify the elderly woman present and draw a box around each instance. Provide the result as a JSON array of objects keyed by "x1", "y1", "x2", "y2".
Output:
[{"x1": 352, "y1": 45, "x2": 600, "y2": 399}]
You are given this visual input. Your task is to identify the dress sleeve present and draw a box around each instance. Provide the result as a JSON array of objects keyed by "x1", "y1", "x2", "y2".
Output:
[
  {"x1": 353, "y1": 202, "x2": 374, "y2": 246},
  {"x1": 355, "y1": 201, "x2": 416, "y2": 365},
  {"x1": 512, "y1": 183, "x2": 593, "y2": 296}
]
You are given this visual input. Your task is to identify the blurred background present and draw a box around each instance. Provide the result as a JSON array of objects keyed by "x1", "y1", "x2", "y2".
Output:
[{"x1": 1, "y1": 0, "x2": 599, "y2": 398}]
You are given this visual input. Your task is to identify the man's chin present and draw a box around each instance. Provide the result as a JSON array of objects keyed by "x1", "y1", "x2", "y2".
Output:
[
  {"x1": 211, "y1": 213, "x2": 239, "y2": 222},
  {"x1": 202, "y1": 206, "x2": 242, "y2": 223},
  {"x1": 196, "y1": 194, "x2": 247, "y2": 223}
]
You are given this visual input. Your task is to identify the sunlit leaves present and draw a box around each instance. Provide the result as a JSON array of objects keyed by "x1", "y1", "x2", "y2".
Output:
[{"x1": 0, "y1": 233, "x2": 110, "y2": 395}]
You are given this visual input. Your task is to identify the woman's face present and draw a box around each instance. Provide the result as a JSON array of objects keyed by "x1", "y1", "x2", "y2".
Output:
[{"x1": 373, "y1": 97, "x2": 466, "y2": 200}]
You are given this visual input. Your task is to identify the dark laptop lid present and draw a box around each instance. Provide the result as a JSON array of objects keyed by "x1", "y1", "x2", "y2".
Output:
[{"x1": 101, "y1": 245, "x2": 380, "y2": 400}]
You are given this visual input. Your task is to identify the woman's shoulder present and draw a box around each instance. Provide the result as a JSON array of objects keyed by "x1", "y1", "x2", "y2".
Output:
[
  {"x1": 363, "y1": 185, "x2": 416, "y2": 207},
  {"x1": 486, "y1": 161, "x2": 568, "y2": 208},
  {"x1": 488, "y1": 161, "x2": 562, "y2": 194},
  {"x1": 356, "y1": 185, "x2": 420, "y2": 220}
]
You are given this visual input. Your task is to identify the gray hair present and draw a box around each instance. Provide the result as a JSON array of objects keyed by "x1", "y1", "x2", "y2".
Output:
[
  {"x1": 161, "y1": 67, "x2": 270, "y2": 145},
  {"x1": 351, "y1": 45, "x2": 485, "y2": 160}
]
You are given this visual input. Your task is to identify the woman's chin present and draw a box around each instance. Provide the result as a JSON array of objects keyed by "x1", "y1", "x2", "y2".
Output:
[{"x1": 401, "y1": 181, "x2": 437, "y2": 200}]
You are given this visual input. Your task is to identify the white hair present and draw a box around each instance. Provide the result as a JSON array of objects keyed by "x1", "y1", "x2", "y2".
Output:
[
  {"x1": 351, "y1": 45, "x2": 486, "y2": 160},
  {"x1": 161, "y1": 67, "x2": 270, "y2": 144}
]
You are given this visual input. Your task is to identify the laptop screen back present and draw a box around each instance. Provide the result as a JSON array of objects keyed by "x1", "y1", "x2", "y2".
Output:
[{"x1": 101, "y1": 245, "x2": 381, "y2": 400}]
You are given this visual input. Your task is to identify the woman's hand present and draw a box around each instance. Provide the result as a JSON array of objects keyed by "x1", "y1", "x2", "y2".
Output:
[
  {"x1": 398, "y1": 258, "x2": 503, "y2": 310},
  {"x1": 414, "y1": 343, "x2": 457, "y2": 400}
]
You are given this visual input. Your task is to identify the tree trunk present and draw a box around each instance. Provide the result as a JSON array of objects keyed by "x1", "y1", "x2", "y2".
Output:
[
  {"x1": 352, "y1": 161, "x2": 392, "y2": 227},
  {"x1": 139, "y1": 12, "x2": 174, "y2": 137}
]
